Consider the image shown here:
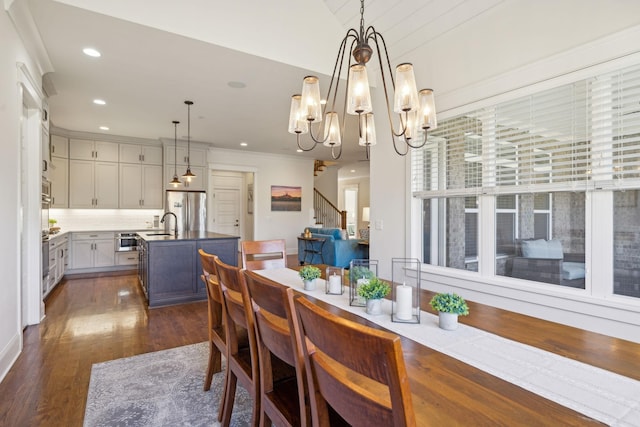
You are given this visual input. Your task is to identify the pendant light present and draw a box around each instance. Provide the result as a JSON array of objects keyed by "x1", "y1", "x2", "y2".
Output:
[
  {"x1": 182, "y1": 100, "x2": 196, "y2": 182},
  {"x1": 170, "y1": 120, "x2": 181, "y2": 187}
]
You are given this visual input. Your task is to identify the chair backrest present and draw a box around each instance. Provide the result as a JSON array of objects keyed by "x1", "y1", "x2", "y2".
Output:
[
  {"x1": 243, "y1": 270, "x2": 308, "y2": 425},
  {"x1": 294, "y1": 296, "x2": 416, "y2": 427},
  {"x1": 198, "y1": 248, "x2": 222, "y2": 304},
  {"x1": 241, "y1": 239, "x2": 287, "y2": 271}
]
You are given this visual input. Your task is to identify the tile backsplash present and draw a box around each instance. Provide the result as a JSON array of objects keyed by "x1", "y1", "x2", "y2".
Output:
[{"x1": 50, "y1": 209, "x2": 164, "y2": 231}]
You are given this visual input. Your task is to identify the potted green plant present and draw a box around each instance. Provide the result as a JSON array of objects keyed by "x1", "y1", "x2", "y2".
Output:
[
  {"x1": 429, "y1": 292, "x2": 469, "y2": 330},
  {"x1": 299, "y1": 265, "x2": 321, "y2": 291},
  {"x1": 357, "y1": 277, "x2": 391, "y2": 315}
]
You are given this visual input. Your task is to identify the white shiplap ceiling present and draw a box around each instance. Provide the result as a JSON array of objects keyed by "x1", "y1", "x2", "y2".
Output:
[{"x1": 25, "y1": 0, "x2": 503, "y2": 163}]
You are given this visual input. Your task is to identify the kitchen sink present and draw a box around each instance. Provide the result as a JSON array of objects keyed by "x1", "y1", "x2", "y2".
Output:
[{"x1": 145, "y1": 233, "x2": 172, "y2": 236}]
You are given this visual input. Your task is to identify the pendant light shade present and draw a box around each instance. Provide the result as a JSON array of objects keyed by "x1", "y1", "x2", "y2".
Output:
[
  {"x1": 182, "y1": 100, "x2": 196, "y2": 182},
  {"x1": 170, "y1": 120, "x2": 181, "y2": 187}
]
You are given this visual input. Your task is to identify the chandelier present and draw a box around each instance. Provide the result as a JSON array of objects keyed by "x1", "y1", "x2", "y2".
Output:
[{"x1": 288, "y1": 0, "x2": 437, "y2": 160}]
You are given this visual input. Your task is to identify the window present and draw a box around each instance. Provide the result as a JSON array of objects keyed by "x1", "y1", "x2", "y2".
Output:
[
  {"x1": 422, "y1": 196, "x2": 478, "y2": 272},
  {"x1": 412, "y1": 62, "x2": 640, "y2": 296},
  {"x1": 614, "y1": 190, "x2": 640, "y2": 298}
]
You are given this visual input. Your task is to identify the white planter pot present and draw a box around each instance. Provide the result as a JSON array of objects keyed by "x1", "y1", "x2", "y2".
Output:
[
  {"x1": 303, "y1": 279, "x2": 316, "y2": 291},
  {"x1": 438, "y1": 312, "x2": 459, "y2": 330},
  {"x1": 366, "y1": 298, "x2": 383, "y2": 315}
]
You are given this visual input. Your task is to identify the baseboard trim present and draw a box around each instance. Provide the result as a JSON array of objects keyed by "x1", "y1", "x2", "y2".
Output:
[{"x1": 0, "y1": 332, "x2": 22, "y2": 384}]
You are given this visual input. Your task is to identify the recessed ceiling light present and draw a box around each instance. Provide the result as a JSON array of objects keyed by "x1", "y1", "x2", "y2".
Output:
[
  {"x1": 320, "y1": 99, "x2": 327, "y2": 105},
  {"x1": 296, "y1": 149, "x2": 303, "y2": 153},
  {"x1": 240, "y1": 142, "x2": 248, "y2": 147},
  {"x1": 83, "y1": 48, "x2": 101, "y2": 57},
  {"x1": 350, "y1": 169, "x2": 356, "y2": 173},
  {"x1": 99, "y1": 126, "x2": 109, "y2": 131},
  {"x1": 93, "y1": 99, "x2": 106, "y2": 105},
  {"x1": 228, "y1": 81, "x2": 246, "y2": 89}
]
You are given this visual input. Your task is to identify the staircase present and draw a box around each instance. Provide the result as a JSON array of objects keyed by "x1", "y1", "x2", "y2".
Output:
[{"x1": 313, "y1": 188, "x2": 347, "y2": 229}]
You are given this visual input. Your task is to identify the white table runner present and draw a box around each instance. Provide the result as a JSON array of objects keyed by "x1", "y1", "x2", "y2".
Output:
[{"x1": 255, "y1": 268, "x2": 640, "y2": 426}]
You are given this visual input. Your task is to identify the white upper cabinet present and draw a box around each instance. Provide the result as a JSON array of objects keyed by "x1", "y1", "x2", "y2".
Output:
[
  {"x1": 119, "y1": 144, "x2": 163, "y2": 165},
  {"x1": 119, "y1": 163, "x2": 163, "y2": 208},
  {"x1": 69, "y1": 139, "x2": 119, "y2": 162},
  {"x1": 164, "y1": 144, "x2": 207, "y2": 167},
  {"x1": 50, "y1": 135, "x2": 69, "y2": 158},
  {"x1": 69, "y1": 160, "x2": 119, "y2": 208}
]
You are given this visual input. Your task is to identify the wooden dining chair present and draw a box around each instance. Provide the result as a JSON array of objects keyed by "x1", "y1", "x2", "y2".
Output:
[
  {"x1": 241, "y1": 239, "x2": 287, "y2": 271},
  {"x1": 214, "y1": 256, "x2": 262, "y2": 427},
  {"x1": 242, "y1": 270, "x2": 309, "y2": 427},
  {"x1": 198, "y1": 249, "x2": 225, "y2": 393},
  {"x1": 293, "y1": 296, "x2": 417, "y2": 427}
]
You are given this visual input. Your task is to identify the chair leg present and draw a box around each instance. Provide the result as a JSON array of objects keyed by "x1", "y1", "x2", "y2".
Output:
[
  {"x1": 221, "y1": 371, "x2": 237, "y2": 427},
  {"x1": 217, "y1": 364, "x2": 229, "y2": 422},
  {"x1": 204, "y1": 341, "x2": 222, "y2": 391}
]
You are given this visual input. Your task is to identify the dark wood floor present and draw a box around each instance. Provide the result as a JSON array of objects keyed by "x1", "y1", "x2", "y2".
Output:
[{"x1": 0, "y1": 256, "x2": 638, "y2": 426}]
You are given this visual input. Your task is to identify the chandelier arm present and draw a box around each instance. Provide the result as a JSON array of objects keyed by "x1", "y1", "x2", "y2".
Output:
[
  {"x1": 297, "y1": 133, "x2": 319, "y2": 152},
  {"x1": 404, "y1": 129, "x2": 429, "y2": 149},
  {"x1": 369, "y1": 30, "x2": 408, "y2": 139},
  {"x1": 326, "y1": 33, "x2": 356, "y2": 114},
  {"x1": 330, "y1": 143, "x2": 343, "y2": 160},
  {"x1": 392, "y1": 136, "x2": 411, "y2": 156}
]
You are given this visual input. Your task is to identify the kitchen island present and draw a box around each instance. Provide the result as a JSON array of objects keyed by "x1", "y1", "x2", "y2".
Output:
[{"x1": 137, "y1": 231, "x2": 239, "y2": 307}]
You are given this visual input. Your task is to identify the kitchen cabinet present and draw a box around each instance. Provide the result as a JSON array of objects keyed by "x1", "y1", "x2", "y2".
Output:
[
  {"x1": 116, "y1": 251, "x2": 138, "y2": 266},
  {"x1": 50, "y1": 156, "x2": 68, "y2": 208},
  {"x1": 164, "y1": 145, "x2": 207, "y2": 167},
  {"x1": 164, "y1": 165, "x2": 206, "y2": 191},
  {"x1": 50, "y1": 135, "x2": 69, "y2": 158},
  {"x1": 46, "y1": 233, "x2": 69, "y2": 296},
  {"x1": 71, "y1": 232, "x2": 115, "y2": 269},
  {"x1": 69, "y1": 160, "x2": 119, "y2": 208},
  {"x1": 69, "y1": 139, "x2": 119, "y2": 162},
  {"x1": 138, "y1": 232, "x2": 238, "y2": 307},
  {"x1": 119, "y1": 144, "x2": 163, "y2": 165},
  {"x1": 119, "y1": 163, "x2": 163, "y2": 208}
]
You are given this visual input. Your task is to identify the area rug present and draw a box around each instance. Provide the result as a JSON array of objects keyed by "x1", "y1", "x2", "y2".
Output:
[{"x1": 84, "y1": 342, "x2": 252, "y2": 426}]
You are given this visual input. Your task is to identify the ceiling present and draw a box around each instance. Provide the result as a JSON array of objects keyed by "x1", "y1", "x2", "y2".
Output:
[{"x1": 25, "y1": 0, "x2": 503, "y2": 166}]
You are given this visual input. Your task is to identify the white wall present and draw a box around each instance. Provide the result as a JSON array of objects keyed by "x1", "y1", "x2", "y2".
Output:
[
  {"x1": 0, "y1": 7, "x2": 43, "y2": 382},
  {"x1": 313, "y1": 165, "x2": 338, "y2": 205},
  {"x1": 209, "y1": 147, "x2": 314, "y2": 255},
  {"x1": 370, "y1": 6, "x2": 640, "y2": 342}
]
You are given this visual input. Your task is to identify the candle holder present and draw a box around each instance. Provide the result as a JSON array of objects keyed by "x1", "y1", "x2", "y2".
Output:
[
  {"x1": 325, "y1": 266, "x2": 344, "y2": 295},
  {"x1": 349, "y1": 259, "x2": 378, "y2": 306},
  {"x1": 391, "y1": 258, "x2": 421, "y2": 323}
]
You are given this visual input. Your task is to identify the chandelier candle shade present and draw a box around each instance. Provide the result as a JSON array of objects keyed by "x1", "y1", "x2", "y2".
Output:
[
  {"x1": 288, "y1": 0, "x2": 437, "y2": 159},
  {"x1": 182, "y1": 100, "x2": 196, "y2": 182},
  {"x1": 170, "y1": 121, "x2": 181, "y2": 187}
]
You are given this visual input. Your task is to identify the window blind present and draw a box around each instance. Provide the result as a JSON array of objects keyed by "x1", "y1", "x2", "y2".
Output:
[{"x1": 412, "y1": 62, "x2": 640, "y2": 196}]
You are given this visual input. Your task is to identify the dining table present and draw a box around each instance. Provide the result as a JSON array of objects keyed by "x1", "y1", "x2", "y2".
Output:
[{"x1": 274, "y1": 264, "x2": 606, "y2": 426}]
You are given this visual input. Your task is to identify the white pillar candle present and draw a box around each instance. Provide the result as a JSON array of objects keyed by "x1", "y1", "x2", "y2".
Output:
[
  {"x1": 329, "y1": 274, "x2": 342, "y2": 293},
  {"x1": 395, "y1": 284, "x2": 413, "y2": 320}
]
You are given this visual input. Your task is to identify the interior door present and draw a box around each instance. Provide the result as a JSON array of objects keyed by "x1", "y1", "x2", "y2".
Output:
[{"x1": 213, "y1": 188, "x2": 241, "y2": 236}]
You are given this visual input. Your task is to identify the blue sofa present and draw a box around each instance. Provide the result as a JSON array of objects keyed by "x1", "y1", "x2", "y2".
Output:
[{"x1": 297, "y1": 227, "x2": 368, "y2": 268}]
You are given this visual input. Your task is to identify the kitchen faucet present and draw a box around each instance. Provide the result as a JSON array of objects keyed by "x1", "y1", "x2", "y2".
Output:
[{"x1": 160, "y1": 212, "x2": 178, "y2": 236}]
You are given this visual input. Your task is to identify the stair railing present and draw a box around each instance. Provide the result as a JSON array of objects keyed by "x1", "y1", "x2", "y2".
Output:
[{"x1": 313, "y1": 188, "x2": 347, "y2": 229}]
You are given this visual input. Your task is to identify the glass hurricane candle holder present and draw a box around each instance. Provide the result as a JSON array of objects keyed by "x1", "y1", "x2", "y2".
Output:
[
  {"x1": 325, "y1": 266, "x2": 344, "y2": 295},
  {"x1": 349, "y1": 259, "x2": 378, "y2": 306},
  {"x1": 391, "y1": 258, "x2": 421, "y2": 323}
]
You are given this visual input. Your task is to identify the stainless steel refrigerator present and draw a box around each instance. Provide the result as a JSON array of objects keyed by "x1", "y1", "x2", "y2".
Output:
[{"x1": 164, "y1": 190, "x2": 207, "y2": 234}]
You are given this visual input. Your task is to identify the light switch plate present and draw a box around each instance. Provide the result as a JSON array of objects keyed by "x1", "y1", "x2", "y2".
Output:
[{"x1": 375, "y1": 219, "x2": 383, "y2": 230}]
